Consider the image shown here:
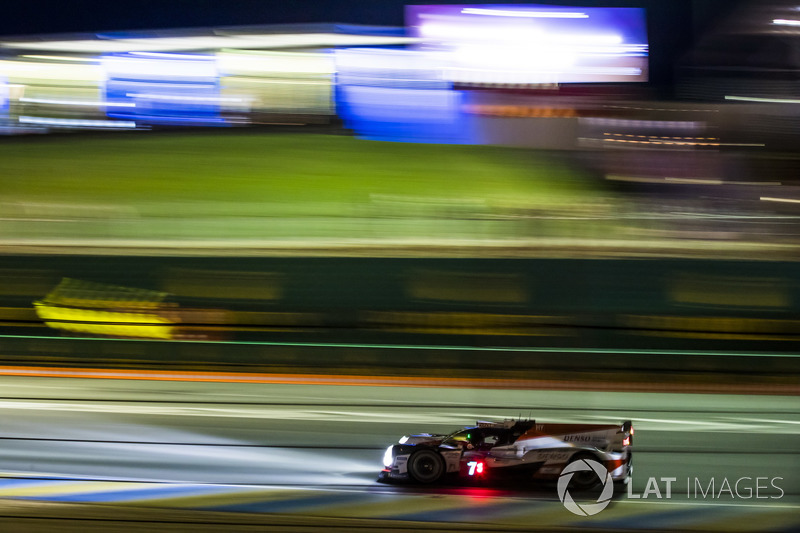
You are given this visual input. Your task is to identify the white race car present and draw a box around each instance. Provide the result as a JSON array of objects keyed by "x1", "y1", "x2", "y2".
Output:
[{"x1": 379, "y1": 419, "x2": 633, "y2": 487}]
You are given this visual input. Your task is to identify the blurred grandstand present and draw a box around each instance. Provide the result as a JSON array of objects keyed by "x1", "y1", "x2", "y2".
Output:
[{"x1": 0, "y1": 2, "x2": 797, "y2": 258}]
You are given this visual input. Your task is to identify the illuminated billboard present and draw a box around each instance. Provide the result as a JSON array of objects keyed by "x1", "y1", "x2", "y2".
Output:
[{"x1": 406, "y1": 4, "x2": 648, "y2": 84}]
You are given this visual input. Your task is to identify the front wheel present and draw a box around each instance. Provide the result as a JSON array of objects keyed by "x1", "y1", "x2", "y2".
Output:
[{"x1": 407, "y1": 449, "x2": 445, "y2": 484}]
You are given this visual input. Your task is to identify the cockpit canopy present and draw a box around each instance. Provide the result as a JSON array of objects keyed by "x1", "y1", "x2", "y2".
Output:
[{"x1": 442, "y1": 420, "x2": 535, "y2": 449}]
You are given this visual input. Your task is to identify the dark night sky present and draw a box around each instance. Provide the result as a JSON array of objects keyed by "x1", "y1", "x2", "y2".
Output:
[
  {"x1": 0, "y1": 1, "x2": 738, "y2": 36},
  {"x1": 0, "y1": 1, "x2": 744, "y2": 88}
]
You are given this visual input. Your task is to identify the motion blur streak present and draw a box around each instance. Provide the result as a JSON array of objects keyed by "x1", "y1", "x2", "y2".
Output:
[
  {"x1": 0, "y1": 6, "x2": 648, "y2": 134},
  {"x1": 0, "y1": 377, "x2": 797, "y2": 531},
  {"x1": 0, "y1": 365, "x2": 796, "y2": 396}
]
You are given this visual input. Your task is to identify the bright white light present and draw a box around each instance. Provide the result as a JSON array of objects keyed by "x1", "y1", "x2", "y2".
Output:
[
  {"x1": 19, "y1": 116, "x2": 137, "y2": 128},
  {"x1": 415, "y1": 13, "x2": 644, "y2": 83},
  {"x1": 546, "y1": 34, "x2": 623, "y2": 45},
  {"x1": 761, "y1": 197, "x2": 800, "y2": 204},
  {"x1": 462, "y1": 7, "x2": 588, "y2": 18},
  {"x1": 20, "y1": 97, "x2": 135, "y2": 107},
  {"x1": 130, "y1": 51, "x2": 215, "y2": 60},
  {"x1": 726, "y1": 95, "x2": 800, "y2": 104},
  {"x1": 454, "y1": 44, "x2": 577, "y2": 71},
  {"x1": 419, "y1": 22, "x2": 484, "y2": 41},
  {"x1": 446, "y1": 68, "x2": 559, "y2": 84},
  {"x1": 383, "y1": 446, "x2": 394, "y2": 467},
  {"x1": 102, "y1": 55, "x2": 217, "y2": 79},
  {"x1": 419, "y1": 22, "x2": 620, "y2": 46},
  {"x1": 773, "y1": 18, "x2": 800, "y2": 26}
]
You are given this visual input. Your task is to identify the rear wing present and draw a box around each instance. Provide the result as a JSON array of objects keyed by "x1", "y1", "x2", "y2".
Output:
[
  {"x1": 618, "y1": 420, "x2": 634, "y2": 448},
  {"x1": 515, "y1": 420, "x2": 634, "y2": 450}
]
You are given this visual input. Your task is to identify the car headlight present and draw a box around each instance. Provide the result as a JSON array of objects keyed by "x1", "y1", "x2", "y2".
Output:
[{"x1": 383, "y1": 445, "x2": 395, "y2": 467}]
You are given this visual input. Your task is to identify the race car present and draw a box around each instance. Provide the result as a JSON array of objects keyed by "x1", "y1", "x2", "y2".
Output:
[{"x1": 379, "y1": 418, "x2": 633, "y2": 487}]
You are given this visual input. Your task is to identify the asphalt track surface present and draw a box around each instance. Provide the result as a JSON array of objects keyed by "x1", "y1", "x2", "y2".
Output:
[{"x1": 0, "y1": 375, "x2": 798, "y2": 532}]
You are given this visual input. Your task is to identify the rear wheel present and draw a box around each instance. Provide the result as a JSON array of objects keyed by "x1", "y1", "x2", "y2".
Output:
[
  {"x1": 407, "y1": 449, "x2": 445, "y2": 484},
  {"x1": 563, "y1": 453, "x2": 603, "y2": 490}
]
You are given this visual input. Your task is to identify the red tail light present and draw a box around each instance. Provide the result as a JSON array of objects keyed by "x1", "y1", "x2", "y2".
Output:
[{"x1": 623, "y1": 436, "x2": 631, "y2": 446}]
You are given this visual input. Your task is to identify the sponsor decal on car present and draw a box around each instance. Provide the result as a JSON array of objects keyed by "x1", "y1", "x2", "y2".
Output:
[{"x1": 563, "y1": 435, "x2": 593, "y2": 443}]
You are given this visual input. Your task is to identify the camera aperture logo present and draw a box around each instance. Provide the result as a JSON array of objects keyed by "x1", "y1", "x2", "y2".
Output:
[{"x1": 557, "y1": 458, "x2": 614, "y2": 516}]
